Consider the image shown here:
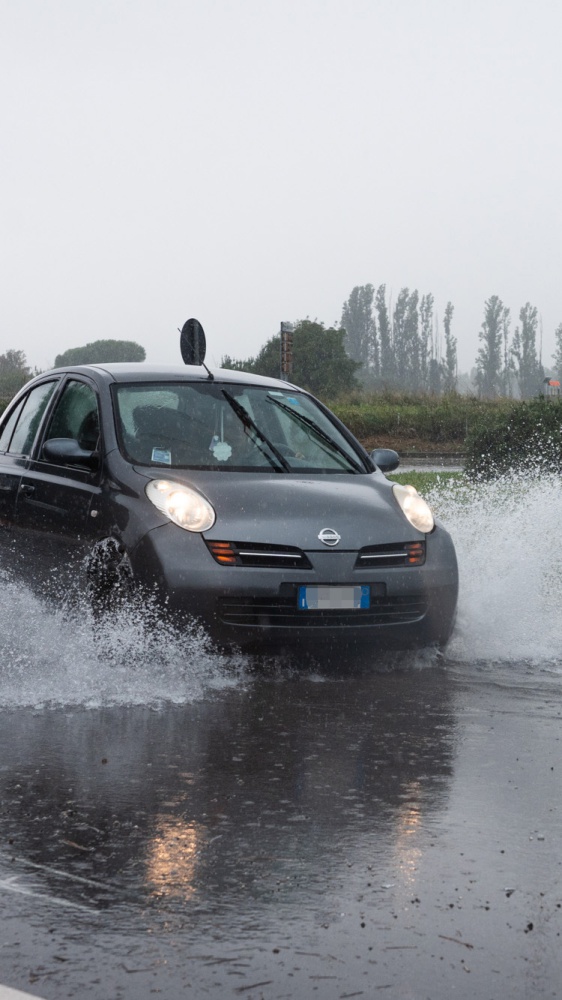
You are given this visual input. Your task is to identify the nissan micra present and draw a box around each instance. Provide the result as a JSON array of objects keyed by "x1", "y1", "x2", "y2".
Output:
[{"x1": 0, "y1": 327, "x2": 458, "y2": 654}]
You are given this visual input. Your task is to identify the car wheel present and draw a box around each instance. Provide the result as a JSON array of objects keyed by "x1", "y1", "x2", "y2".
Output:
[
  {"x1": 425, "y1": 605, "x2": 457, "y2": 651},
  {"x1": 86, "y1": 538, "x2": 134, "y2": 617}
]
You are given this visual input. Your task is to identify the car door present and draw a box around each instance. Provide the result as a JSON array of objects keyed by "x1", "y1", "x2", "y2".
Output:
[
  {"x1": 0, "y1": 380, "x2": 59, "y2": 559},
  {"x1": 13, "y1": 377, "x2": 103, "y2": 601}
]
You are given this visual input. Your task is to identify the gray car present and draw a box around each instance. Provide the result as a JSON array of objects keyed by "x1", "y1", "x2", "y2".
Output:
[{"x1": 0, "y1": 353, "x2": 458, "y2": 654}]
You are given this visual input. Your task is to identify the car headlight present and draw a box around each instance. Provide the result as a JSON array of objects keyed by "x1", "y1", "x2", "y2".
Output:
[
  {"x1": 146, "y1": 480, "x2": 216, "y2": 532},
  {"x1": 392, "y1": 483, "x2": 434, "y2": 533}
]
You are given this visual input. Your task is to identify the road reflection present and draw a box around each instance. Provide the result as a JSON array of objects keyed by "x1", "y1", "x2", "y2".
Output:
[
  {"x1": 145, "y1": 818, "x2": 205, "y2": 900},
  {"x1": 0, "y1": 666, "x2": 457, "y2": 913}
]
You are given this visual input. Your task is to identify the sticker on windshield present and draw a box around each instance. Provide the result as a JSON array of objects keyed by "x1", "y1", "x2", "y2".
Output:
[
  {"x1": 152, "y1": 448, "x2": 171, "y2": 465},
  {"x1": 268, "y1": 391, "x2": 301, "y2": 405}
]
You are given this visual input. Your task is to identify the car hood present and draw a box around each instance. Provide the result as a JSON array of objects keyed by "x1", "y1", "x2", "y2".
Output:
[{"x1": 140, "y1": 471, "x2": 422, "y2": 549}]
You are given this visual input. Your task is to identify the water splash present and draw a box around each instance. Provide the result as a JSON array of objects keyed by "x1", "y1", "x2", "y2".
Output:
[
  {"x1": 0, "y1": 574, "x2": 245, "y2": 709},
  {"x1": 428, "y1": 470, "x2": 562, "y2": 668}
]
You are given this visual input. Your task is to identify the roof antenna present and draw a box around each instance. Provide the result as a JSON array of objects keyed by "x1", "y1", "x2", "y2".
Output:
[{"x1": 179, "y1": 318, "x2": 214, "y2": 379}]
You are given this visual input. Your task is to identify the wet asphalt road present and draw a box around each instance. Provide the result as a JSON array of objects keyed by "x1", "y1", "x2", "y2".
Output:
[{"x1": 0, "y1": 658, "x2": 561, "y2": 999}]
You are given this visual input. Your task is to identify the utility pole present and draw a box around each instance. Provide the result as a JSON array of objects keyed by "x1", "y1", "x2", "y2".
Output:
[{"x1": 280, "y1": 322, "x2": 294, "y2": 380}]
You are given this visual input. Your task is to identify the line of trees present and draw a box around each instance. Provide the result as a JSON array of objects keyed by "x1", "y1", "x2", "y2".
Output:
[
  {"x1": 475, "y1": 296, "x2": 545, "y2": 399},
  {"x1": 341, "y1": 284, "x2": 457, "y2": 395},
  {"x1": 2, "y1": 303, "x2": 562, "y2": 405},
  {"x1": 221, "y1": 287, "x2": 562, "y2": 401},
  {"x1": 221, "y1": 289, "x2": 458, "y2": 400},
  {"x1": 342, "y1": 285, "x2": 562, "y2": 400}
]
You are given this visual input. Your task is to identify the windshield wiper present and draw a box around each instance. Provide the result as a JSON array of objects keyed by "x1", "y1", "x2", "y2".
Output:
[
  {"x1": 221, "y1": 391, "x2": 291, "y2": 473},
  {"x1": 266, "y1": 396, "x2": 365, "y2": 474}
]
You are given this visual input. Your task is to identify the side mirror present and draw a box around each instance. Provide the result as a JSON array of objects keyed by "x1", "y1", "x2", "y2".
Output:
[
  {"x1": 43, "y1": 438, "x2": 98, "y2": 469},
  {"x1": 371, "y1": 448, "x2": 400, "y2": 473}
]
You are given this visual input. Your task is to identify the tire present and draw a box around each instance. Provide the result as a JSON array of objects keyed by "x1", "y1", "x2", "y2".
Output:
[{"x1": 86, "y1": 538, "x2": 134, "y2": 618}]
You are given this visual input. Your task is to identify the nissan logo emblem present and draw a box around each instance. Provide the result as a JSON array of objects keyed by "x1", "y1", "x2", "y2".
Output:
[{"x1": 318, "y1": 528, "x2": 341, "y2": 547}]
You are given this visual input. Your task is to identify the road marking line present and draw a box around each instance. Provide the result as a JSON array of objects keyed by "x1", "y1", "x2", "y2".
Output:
[
  {"x1": 0, "y1": 877, "x2": 94, "y2": 912},
  {"x1": 0, "y1": 986, "x2": 47, "y2": 1000}
]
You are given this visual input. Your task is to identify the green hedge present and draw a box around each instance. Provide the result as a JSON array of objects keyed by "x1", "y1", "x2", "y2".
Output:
[
  {"x1": 331, "y1": 394, "x2": 515, "y2": 445},
  {"x1": 464, "y1": 398, "x2": 562, "y2": 477}
]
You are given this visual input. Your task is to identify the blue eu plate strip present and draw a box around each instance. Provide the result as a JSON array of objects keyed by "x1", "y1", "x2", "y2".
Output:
[{"x1": 298, "y1": 585, "x2": 370, "y2": 610}]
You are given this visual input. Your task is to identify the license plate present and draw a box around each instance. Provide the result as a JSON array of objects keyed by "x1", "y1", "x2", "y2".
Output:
[{"x1": 298, "y1": 585, "x2": 370, "y2": 610}]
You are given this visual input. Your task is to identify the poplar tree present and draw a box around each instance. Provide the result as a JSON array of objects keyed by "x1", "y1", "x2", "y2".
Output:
[
  {"x1": 552, "y1": 322, "x2": 562, "y2": 382},
  {"x1": 392, "y1": 289, "x2": 410, "y2": 386},
  {"x1": 442, "y1": 302, "x2": 457, "y2": 393},
  {"x1": 404, "y1": 290, "x2": 421, "y2": 390},
  {"x1": 419, "y1": 294, "x2": 434, "y2": 391},
  {"x1": 511, "y1": 303, "x2": 543, "y2": 398},
  {"x1": 375, "y1": 284, "x2": 393, "y2": 384},
  {"x1": 428, "y1": 357, "x2": 442, "y2": 394},
  {"x1": 341, "y1": 285, "x2": 378, "y2": 374},
  {"x1": 476, "y1": 296, "x2": 508, "y2": 398}
]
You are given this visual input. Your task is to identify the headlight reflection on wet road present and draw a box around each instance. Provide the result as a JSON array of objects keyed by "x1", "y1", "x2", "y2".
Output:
[{"x1": 145, "y1": 818, "x2": 206, "y2": 900}]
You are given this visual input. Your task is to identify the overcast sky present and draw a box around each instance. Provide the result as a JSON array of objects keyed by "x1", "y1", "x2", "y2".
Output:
[{"x1": 2, "y1": 0, "x2": 561, "y2": 375}]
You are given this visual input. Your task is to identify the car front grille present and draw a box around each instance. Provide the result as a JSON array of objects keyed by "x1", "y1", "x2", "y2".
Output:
[
  {"x1": 207, "y1": 539, "x2": 425, "y2": 570},
  {"x1": 356, "y1": 541, "x2": 426, "y2": 567},
  {"x1": 217, "y1": 594, "x2": 428, "y2": 629},
  {"x1": 206, "y1": 540, "x2": 312, "y2": 569}
]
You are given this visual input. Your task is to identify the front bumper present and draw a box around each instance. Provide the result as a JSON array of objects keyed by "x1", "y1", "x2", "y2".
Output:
[{"x1": 131, "y1": 522, "x2": 459, "y2": 651}]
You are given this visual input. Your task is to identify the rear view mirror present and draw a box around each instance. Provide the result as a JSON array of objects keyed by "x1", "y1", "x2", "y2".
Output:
[{"x1": 371, "y1": 448, "x2": 400, "y2": 473}]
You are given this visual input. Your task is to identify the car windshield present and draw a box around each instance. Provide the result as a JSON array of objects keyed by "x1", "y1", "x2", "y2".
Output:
[{"x1": 114, "y1": 382, "x2": 367, "y2": 474}]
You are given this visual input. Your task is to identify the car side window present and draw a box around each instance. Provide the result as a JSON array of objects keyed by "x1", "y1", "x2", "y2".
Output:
[
  {"x1": 0, "y1": 397, "x2": 26, "y2": 453},
  {"x1": 43, "y1": 380, "x2": 100, "y2": 452},
  {"x1": 5, "y1": 382, "x2": 57, "y2": 456}
]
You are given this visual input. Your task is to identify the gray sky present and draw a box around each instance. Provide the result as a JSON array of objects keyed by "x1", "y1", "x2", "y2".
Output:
[{"x1": 2, "y1": 0, "x2": 561, "y2": 375}]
